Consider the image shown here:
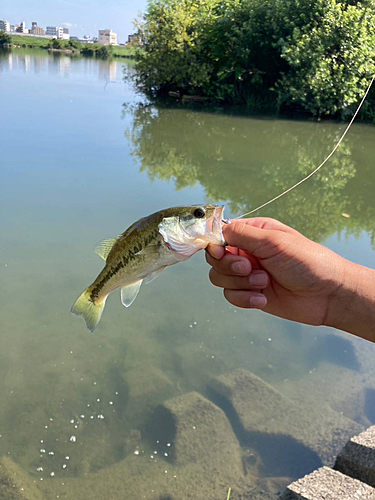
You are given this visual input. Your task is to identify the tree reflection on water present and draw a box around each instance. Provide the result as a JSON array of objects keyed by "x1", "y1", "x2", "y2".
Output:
[{"x1": 123, "y1": 100, "x2": 375, "y2": 245}]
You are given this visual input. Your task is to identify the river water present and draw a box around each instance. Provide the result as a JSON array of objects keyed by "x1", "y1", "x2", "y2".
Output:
[{"x1": 1, "y1": 50, "x2": 375, "y2": 499}]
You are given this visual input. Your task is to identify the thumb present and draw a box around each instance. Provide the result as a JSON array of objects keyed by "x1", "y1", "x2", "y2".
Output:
[{"x1": 223, "y1": 219, "x2": 281, "y2": 259}]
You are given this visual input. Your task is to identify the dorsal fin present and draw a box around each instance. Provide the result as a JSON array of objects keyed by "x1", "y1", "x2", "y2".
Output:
[{"x1": 94, "y1": 238, "x2": 118, "y2": 261}]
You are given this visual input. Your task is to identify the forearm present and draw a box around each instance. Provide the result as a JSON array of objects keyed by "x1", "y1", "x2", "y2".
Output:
[{"x1": 324, "y1": 259, "x2": 375, "y2": 342}]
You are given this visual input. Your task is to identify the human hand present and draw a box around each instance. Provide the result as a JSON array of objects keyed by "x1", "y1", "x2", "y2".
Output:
[{"x1": 206, "y1": 218, "x2": 347, "y2": 327}]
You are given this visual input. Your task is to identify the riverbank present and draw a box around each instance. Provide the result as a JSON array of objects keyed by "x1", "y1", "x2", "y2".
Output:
[{"x1": 8, "y1": 33, "x2": 136, "y2": 59}]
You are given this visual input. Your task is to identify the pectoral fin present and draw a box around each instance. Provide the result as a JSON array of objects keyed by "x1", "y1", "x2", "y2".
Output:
[
  {"x1": 120, "y1": 280, "x2": 143, "y2": 307},
  {"x1": 144, "y1": 267, "x2": 165, "y2": 285}
]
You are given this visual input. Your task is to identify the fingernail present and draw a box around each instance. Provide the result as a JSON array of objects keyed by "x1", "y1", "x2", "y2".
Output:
[
  {"x1": 249, "y1": 296, "x2": 267, "y2": 308},
  {"x1": 231, "y1": 261, "x2": 248, "y2": 275},
  {"x1": 249, "y1": 273, "x2": 268, "y2": 287}
]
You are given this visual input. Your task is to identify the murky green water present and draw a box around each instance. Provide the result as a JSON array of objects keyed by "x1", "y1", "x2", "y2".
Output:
[{"x1": 1, "y1": 49, "x2": 375, "y2": 499}]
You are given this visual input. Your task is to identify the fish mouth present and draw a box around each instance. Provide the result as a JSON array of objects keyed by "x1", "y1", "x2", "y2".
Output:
[{"x1": 207, "y1": 206, "x2": 226, "y2": 245}]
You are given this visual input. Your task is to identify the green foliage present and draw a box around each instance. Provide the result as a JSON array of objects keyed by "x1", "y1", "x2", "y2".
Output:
[
  {"x1": 277, "y1": 0, "x2": 375, "y2": 115},
  {"x1": 0, "y1": 30, "x2": 11, "y2": 46},
  {"x1": 134, "y1": 0, "x2": 375, "y2": 118}
]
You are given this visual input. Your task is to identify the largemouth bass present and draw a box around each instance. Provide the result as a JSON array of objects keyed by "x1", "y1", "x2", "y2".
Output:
[{"x1": 71, "y1": 204, "x2": 225, "y2": 332}]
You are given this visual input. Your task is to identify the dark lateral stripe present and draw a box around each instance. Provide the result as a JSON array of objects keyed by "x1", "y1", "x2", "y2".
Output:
[{"x1": 90, "y1": 229, "x2": 160, "y2": 301}]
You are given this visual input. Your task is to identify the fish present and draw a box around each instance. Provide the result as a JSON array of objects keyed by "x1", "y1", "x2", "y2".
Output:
[{"x1": 71, "y1": 204, "x2": 225, "y2": 332}]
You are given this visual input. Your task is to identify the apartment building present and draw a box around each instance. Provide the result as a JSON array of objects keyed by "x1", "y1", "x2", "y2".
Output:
[
  {"x1": 0, "y1": 20, "x2": 10, "y2": 32},
  {"x1": 31, "y1": 22, "x2": 45, "y2": 36},
  {"x1": 46, "y1": 26, "x2": 69, "y2": 40},
  {"x1": 98, "y1": 29, "x2": 117, "y2": 45}
]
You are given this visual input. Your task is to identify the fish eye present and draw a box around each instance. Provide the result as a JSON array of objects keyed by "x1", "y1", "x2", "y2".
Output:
[{"x1": 194, "y1": 207, "x2": 206, "y2": 218}]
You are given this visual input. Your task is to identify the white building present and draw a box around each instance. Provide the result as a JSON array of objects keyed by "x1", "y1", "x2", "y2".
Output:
[
  {"x1": 0, "y1": 20, "x2": 10, "y2": 32},
  {"x1": 16, "y1": 21, "x2": 28, "y2": 33},
  {"x1": 46, "y1": 26, "x2": 69, "y2": 40},
  {"x1": 98, "y1": 29, "x2": 117, "y2": 45}
]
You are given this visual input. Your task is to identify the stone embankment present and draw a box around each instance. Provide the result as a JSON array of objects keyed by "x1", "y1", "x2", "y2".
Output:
[{"x1": 281, "y1": 426, "x2": 375, "y2": 499}]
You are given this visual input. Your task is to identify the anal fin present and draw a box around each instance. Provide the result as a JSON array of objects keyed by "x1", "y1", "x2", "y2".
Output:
[{"x1": 120, "y1": 280, "x2": 143, "y2": 307}]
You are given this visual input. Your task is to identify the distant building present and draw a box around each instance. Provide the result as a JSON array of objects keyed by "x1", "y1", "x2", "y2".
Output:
[
  {"x1": 31, "y1": 22, "x2": 45, "y2": 36},
  {"x1": 98, "y1": 29, "x2": 117, "y2": 45},
  {"x1": 46, "y1": 26, "x2": 69, "y2": 40},
  {"x1": 16, "y1": 21, "x2": 28, "y2": 33},
  {"x1": 0, "y1": 20, "x2": 10, "y2": 32}
]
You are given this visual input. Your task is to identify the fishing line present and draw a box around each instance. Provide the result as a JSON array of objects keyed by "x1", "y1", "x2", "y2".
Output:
[{"x1": 236, "y1": 75, "x2": 375, "y2": 219}]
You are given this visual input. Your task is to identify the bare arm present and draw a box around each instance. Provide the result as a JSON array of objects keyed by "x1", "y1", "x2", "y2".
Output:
[{"x1": 206, "y1": 218, "x2": 375, "y2": 343}]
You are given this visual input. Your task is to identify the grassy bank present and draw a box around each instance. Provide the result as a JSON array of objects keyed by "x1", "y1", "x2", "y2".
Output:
[{"x1": 9, "y1": 33, "x2": 136, "y2": 58}]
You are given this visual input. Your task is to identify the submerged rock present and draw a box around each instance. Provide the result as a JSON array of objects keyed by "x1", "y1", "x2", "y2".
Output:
[
  {"x1": 38, "y1": 392, "x2": 254, "y2": 500},
  {"x1": 122, "y1": 365, "x2": 176, "y2": 427},
  {"x1": 209, "y1": 369, "x2": 363, "y2": 469},
  {"x1": 152, "y1": 391, "x2": 244, "y2": 469},
  {"x1": 0, "y1": 456, "x2": 43, "y2": 500}
]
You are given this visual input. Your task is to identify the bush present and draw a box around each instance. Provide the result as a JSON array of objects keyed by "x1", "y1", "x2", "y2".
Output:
[{"x1": 0, "y1": 30, "x2": 11, "y2": 47}]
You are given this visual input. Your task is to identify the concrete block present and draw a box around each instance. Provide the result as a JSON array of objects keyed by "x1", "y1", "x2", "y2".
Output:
[
  {"x1": 152, "y1": 391, "x2": 244, "y2": 471},
  {"x1": 280, "y1": 466, "x2": 375, "y2": 500},
  {"x1": 209, "y1": 369, "x2": 362, "y2": 466},
  {"x1": 335, "y1": 425, "x2": 375, "y2": 487}
]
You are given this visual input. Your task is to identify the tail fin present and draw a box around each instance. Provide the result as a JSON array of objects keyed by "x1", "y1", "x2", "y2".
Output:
[{"x1": 71, "y1": 288, "x2": 106, "y2": 333}]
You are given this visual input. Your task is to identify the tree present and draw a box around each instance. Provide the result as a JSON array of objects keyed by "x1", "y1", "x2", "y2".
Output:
[
  {"x1": 134, "y1": 0, "x2": 375, "y2": 117},
  {"x1": 0, "y1": 30, "x2": 11, "y2": 47}
]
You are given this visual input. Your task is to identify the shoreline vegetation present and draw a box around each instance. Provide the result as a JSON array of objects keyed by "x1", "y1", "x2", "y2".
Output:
[
  {"x1": 132, "y1": 0, "x2": 375, "y2": 121},
  {"x1": 0, "y1": 32, "x2": 137, "y2": 59}
]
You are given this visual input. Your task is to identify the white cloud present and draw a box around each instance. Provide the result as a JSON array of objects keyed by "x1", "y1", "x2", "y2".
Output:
[{"x1": 62, "y1": 22, "x2": 78, "y2": 28}]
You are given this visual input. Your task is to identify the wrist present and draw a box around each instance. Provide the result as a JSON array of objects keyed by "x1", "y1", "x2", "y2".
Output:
[{"x1": 323, "y1": 259, "x2": 375, "y2": 341}]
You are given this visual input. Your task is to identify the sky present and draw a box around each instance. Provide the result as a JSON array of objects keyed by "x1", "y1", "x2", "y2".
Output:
[{"x1": 2, "y1": 0, "x2": 148, "y2": 43}]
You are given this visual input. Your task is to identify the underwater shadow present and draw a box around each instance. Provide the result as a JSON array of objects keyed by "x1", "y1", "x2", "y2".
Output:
[
  {"x1": 307, "y1": 333, "x2": 360, "y2": 371},
  {"x1": 207, "y1": 386, "x2": 323, "y2": 479},
  {"x1": 364, "y1": 388, "x2": 375, "y2": 424}
]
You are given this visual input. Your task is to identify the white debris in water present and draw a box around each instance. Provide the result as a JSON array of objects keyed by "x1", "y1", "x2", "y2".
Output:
[
  {"x1": 96, "y1": 398, "x2": 100, "y2": 402},
  {"x1": 97, "y1": 414, "x2": 104, "y2": 420},
  {"x1": 62, "y1": 464, "x2": 67, "y2": 469},
  {"x1": 134, "y1": 450, "x2": 139, "y2": 455},
  {"x1": 109, "y1": 401, "x2": 113, "y2": 405},
  {"x1": 48, "y1": 451, "x2": 54, "y2": 456},
  {"x1": 50, "y1": 472, "x2": 55, "y2": 477},
  {"x1": 164, "y1": 453, "x2": 168, "y2": 457},
  {"x1": 268, "y1": 338, "x2": 272, "y2": 342},
  {"x1": 69, "y1": 436, "x2": 76, "y2": 443},
  {"x1": 36, "y1": 467, "x2": 43, "y2": 472},
  {"x1": 70, "y1": 419, "x2": 75, "y2": 424},
  {"x1": 166, "y1": 443, "x2": 171, "y2": 447},
  {"x1": 40, "y1": 449, "x2": 46, "y2": 453},
  {"x1": 80, "y1": 415, "x2": 85, "y2": 418}
]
